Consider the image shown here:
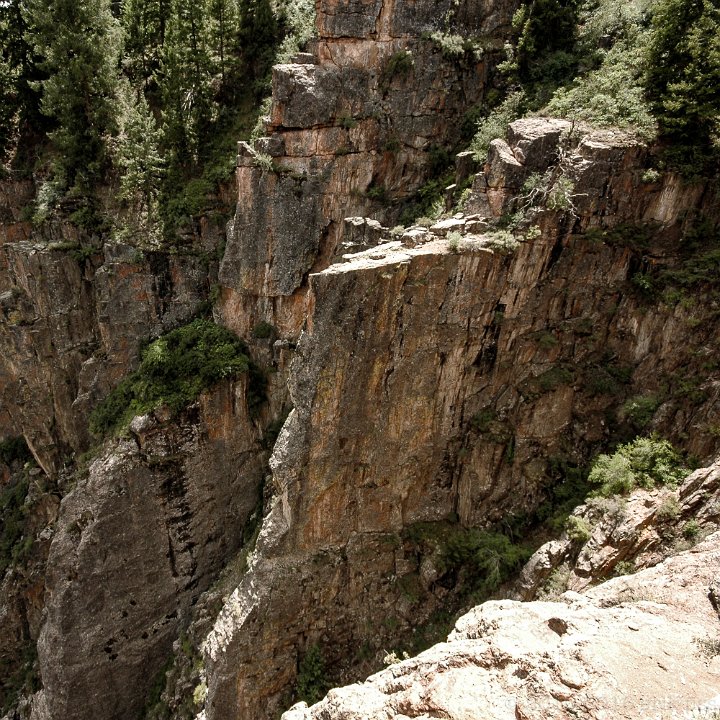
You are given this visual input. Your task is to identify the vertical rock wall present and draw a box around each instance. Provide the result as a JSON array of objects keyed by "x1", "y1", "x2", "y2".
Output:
[
  {"x1": 32, "y1": 380, "x2": 264, "y2": 720},
  {"x1": 218, "y1": 0, "x2": 517, "y2": 337},
  {"x1": 203, "y1": 123, "x2": 720, "y2": 719}
]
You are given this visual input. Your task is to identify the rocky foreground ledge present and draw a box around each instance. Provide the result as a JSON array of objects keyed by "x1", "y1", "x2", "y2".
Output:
[{"x1": 284, "y1": 531, "x2": 720, "y2": 720}]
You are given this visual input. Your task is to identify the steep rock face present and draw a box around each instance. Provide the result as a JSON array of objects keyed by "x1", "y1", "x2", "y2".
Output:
[
  {"x1": 0, "y1": 180, "x2": 231, "y2": 474},
  {"x1": 203, "y1": 123, "x2": 720, "y2": 718},
  {"x1": 283, "y1": 529, "x2": 720, "y2": 720},
  {"x1": 218, "y1": 0, "x2": 517, "y2": 337},
  {"x1": 30, "y1": 379, "x2": 264, "y2": 720}
]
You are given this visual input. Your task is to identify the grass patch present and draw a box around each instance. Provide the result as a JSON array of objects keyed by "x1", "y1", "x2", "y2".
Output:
[{"x1": 89, "y1": 319, "x2": 250, "y2": 437}]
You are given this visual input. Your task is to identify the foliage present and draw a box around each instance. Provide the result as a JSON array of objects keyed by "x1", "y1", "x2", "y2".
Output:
[
  {"x1": 114, "y1": 79, "x2": 165, "y2": 244},
  {"x1": 0, "y1": 642, "x2": 39, "y2": 716},
  {"x1": 28, "y1": 0, "x2": 122, "y2": 188},
  {"x1": 511, "y1": 0, "x2": 581, "y2": 86},
  {"x1": 621, "y1": 394, "x2": 661, "y2": 430},
  {"x1": 441, "y1": 527, "x2": 532, "y2": 598},
  {"x1": 537, "y1": 0, "x2": 656, "y2": 136},
  {"x1": 295, "y1": 645, "x2": 328, "y2": 705},
  {"x1": 89, "y1": 319, "x2": 250, "y2": 436},
  {"x1": 425, "y1": 31, "x2": 484, "y2": 61},
  {"x1": 644, "y1": 0, "x2": 720, "y2": 173},
  {"x1": 251, "y1": 321, "x2": 276, "y2": 339},
  {"x1": 380, "y1": 50, "x2": 414, "y2": 91},
  {"x1": 588, "y1": 436, "x2": 688, "y2": 497},
  {"x1": 0, "y1": 436, "x2": 32, "y2": 467},
  {"x1": 470, "y1": 91, "x2": 524, "y2": 162},
  {"x1": 0, "y1": 0, "x2": 44, "y2": 163},
  {"x1": 0, "y1": 475, "x2": 30, "y2": 579},
  {"x1": 565, "y1": 515, "x2": 591, "y2": 542}
]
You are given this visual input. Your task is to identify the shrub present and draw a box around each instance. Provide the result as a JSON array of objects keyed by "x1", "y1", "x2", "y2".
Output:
[
  {"x1": 621, "y1": 394, "x2": 661, "y2": 430},
  {"x1": 682, "y1": 519, "x2": 700, "y2": 540},
  {"x1": 1, "y1": 476, "x2": 30, "y2": 578},
  {"x1": 588, "y1": 436, "x2": 688, "y2": 497},
  {"x1": 470, "y1": 92, "x2": 524, "y2": 162},
  {"x1": 295, "y1": 645, "x2": 328, "y2": 705},
  {"x1": 644, "y1": 0, "x2": 720, "y2": 173},
  {"x1": 251, "y1": 321, "x2": 276, "y2": 339},
  {"x1": 89, "y1": 319, "x2": 250, "y2": 436},
  {"x1": 565, "y1": 515, "x2": 591, "y2": 543},
  {"x1": 381, "y1": 50, "x2": 414, "y2": 88},
  {"x1": 442, "y1": 528, "x2": 531, "y2": 598},
  {"x1": 0, "y1": 437, "x2": 32, "y2": 467}
]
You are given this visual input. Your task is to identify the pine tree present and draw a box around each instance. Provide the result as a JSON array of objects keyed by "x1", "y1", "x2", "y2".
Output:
[
  {"x1": 0, "y1": 0, "x2": 43, "y2": 162},
  {"x1": 115, "y1": 79, "x2": 164, "y2": 241},
  {"x1": 208, "y1": 0, "x2": 238, "y2": 88},
  {"x1": 27, "y1": 0, "x2": 121, "y2": 188},
  {"x1": 158, "y1": 0, "x2": 213, "y2": 162},
  {"x1": 645, "y1": 0, "x2": 720, "y2": 165},
  {"x1": 122, "y1": 0, "x2": 172, "y2": 82}
]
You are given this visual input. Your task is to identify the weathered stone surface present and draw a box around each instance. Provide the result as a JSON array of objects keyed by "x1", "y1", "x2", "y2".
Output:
[
  {"x1": 204, "y1": 120, "x2": 720, "y2": 720},
  {"x1": 283, "y1": 531, "x2": 720, "y2": 720},
  {"x1": 30, "y1": 380, "x2": 264, "y2": 720},
  {"x1": 0, "y1": 237, "x2": 218, "y2": 473},
  {"x1": 515, "y1": 459, "x2": 720, "y2": 601},
  {"x1": 219, "y1": 31, "x2": 502, "y2": 337}
]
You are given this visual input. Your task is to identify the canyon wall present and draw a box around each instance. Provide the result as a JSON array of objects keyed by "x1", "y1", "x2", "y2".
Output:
[{"x1": 1, "y1": 0, "x2": 719, "y2": 718}]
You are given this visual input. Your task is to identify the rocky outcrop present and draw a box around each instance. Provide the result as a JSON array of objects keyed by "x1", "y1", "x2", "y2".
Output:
[
  {"x1": 283, "y1": 529, "x2": 720, "y2": 720},
  {"x1": 30, "y1": 379, "x2": 264, "y2": 720},
  {"x1": 218, "y1": 0, "x2": 517, "y2": 338},
  {"x1": 202, "y1": 119, "x2": 720, "y2": 719},
  {"x1": 0, "y1": 176, "x2": 234, "y2": 475},
  {"x1": 515, "y1": 458, "x2": 720, "y2": 601}
]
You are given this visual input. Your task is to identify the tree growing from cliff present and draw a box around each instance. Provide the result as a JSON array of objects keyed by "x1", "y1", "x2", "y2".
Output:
[
  {"x1": 645, "y1": 0, "x2": 720, "y2": 171},
  {"x1": 27, "y1": 0, "x2": 121, "y2": 189}
]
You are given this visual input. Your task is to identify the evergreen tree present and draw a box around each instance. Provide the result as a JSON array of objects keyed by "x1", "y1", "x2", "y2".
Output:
[
  {"x1": 0, "y1": 0, "x2": 43, "y2": 162},
  {"x1": 158, "y1": 0, "x2": 213, "y2": 162},
  {"x1": 122, "y1": 0, "x2": 172, "y2": 82},
  {"x1": 27, "y1": 0, "x2": 121, "y2": 188},
  {"x1": 645, "y1": 0, "x2": 720, "y2": 164},
  {"x1": 237, "y1": 0, "x2": 278, "y2": 84},
  {"x1": 511, "y1": 0, "x2": 581, "y2": 86},
  {"x1": 115, "y1": 79, "x2": 164, "y2": 242},
  {"x1": 208, "y1": 0, "x2": 239, "y2": 87}
]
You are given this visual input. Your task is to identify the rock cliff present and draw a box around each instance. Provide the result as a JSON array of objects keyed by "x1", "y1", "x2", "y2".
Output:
[
  {"x1": 284, "y1": 528, "x2": 720, "y2": 720},
  {"x1": 1, "y1": 0, "x2": 719, "y2": 717}
]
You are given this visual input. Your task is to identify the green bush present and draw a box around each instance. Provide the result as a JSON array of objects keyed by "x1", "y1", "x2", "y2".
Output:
[
  {"x1": 89, "y1": 319, "x2": 250, "y2": 437},
  {"x1": 565, "y1": 515, "x2": 591, "y2": 543},
  {"x1": 470, "y1": 92, "x2": 524, "y2": 162},
  {"x1": 251, "y1": 321, "x2": 276, "y2": 339},
  {"x1": 295, "y1": 645, "x2": 328, "y2": 705},
  {"x1": 644, "y1": 0, "x2": 720, "y2": 173},
  {"x1": 0, "y1": 436, "x2": 32, "y2": 467},
  {"x1": 442, "y1": 527, "x2": 531, "y2": 598},
  {"x1": 588, "y1": 436, "x2": 688, "y2": 497},
  {"x1": 622, "y1": 394, "x2": 661, "y2": 430},
  {"x1": 1, "y1": 476, "x2": 30, "y2": 578}
]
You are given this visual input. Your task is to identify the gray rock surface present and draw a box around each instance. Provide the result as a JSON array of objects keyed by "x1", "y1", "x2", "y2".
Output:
[{"x1": 283, "y1": 530, "x2": 720, "y2": 720}]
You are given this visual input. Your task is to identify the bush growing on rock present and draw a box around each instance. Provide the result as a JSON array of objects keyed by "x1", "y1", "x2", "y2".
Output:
[
  {"x1": 588, "y1": 436, "x2": 688, "y2": 497},
  {"x1": 89, "y1": 318, "x2": 250, "y2": 436}
]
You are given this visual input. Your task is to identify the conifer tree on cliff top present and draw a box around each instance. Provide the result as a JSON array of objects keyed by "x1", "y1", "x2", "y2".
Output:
[
  {"x1": 27, "y1": 0, "x2": 121, "y2": 189},
  {"x1": 645, "y1": 0, "x2": 720, "y2": 168}
]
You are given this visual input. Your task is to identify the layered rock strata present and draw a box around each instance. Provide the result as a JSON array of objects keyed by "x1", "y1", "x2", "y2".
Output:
[
  {"x1": 218, "y1": 0, "x2": 516, "y2": 337},
  {"x1": 202, "y1": 121, "x2": 720, "y2": 719}
]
